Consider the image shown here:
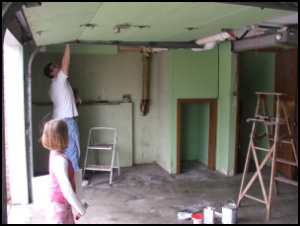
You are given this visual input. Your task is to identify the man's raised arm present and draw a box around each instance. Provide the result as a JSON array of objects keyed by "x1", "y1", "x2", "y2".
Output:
[{"x1": 61, "y1": 44, "x2": 70, "y2": 76}]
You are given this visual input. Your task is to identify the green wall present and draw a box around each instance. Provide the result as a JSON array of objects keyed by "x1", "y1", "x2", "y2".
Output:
[
  {"x1": 215, "y1": 43, "x2": 237, "y2": 176},
  {"x1": 168, "y1": 42, "x2": 238, "y2": 175},
  {"x1": 30, "y1": 42, "x2": 241, "y2": 176},
  {"x1": 239, "y1": 51, "x2": 275, "y2": 165},
  {"x1": 168, "y1": 47, "x2": 218, "y2": 174}
]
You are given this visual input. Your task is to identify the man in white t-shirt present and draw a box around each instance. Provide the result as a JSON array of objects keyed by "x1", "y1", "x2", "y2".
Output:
[{"x1": 43, "y1": 44, "x2": 88, "y2": 187}]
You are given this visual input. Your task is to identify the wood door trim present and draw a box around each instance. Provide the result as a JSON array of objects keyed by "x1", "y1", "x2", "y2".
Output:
[{"x1": 176, "y1": 99, "x2": 217, "y2": 174}]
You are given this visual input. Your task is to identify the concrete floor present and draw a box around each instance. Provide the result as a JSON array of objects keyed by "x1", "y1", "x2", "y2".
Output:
[{"x1": 7, "y1": 161, "x2": 298, "y2": 224}]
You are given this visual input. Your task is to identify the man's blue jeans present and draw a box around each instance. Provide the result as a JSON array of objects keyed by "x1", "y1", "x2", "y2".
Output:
[{"x1": 63, "y1": 117, "x2": 80, "y2": 170}]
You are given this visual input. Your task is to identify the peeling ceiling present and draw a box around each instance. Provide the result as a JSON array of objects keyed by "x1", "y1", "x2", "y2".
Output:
[{"x1": 12, "y1": 2, "x2": 299, "y2": 48}]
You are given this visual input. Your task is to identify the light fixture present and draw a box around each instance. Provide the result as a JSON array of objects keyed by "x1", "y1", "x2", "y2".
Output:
[{"x1": 275, "y1": 33, "x2": 283, "y2": 41}]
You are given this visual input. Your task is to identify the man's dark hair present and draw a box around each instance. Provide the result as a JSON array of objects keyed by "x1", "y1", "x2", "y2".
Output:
[{"x1": 43, "y1": 62, "x2": 54, "y2": 79}]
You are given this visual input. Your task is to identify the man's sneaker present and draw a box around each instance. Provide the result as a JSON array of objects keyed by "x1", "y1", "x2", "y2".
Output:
[{"x1": 82, "y1": 179, "x2": 89, "y2": 187}]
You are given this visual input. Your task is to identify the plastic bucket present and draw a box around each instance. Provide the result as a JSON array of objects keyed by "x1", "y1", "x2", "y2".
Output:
[{"x1": 222, "y1": 199, "x2": 237, "y2": 224}]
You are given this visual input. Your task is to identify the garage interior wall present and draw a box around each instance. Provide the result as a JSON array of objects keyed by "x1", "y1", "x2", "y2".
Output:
[{"x1": 29, "y1": 42, "x2": 237, "y2": 176}]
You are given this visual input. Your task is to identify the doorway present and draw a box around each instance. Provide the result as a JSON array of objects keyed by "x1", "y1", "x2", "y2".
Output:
[
  {"x1": 4, "y1": 30, "x2": 28, "y2": 205},
  {"x1": 236, "y1": 48, "x2": 298, "y2": 177},
  {"x1": 176, "y1": 99, "x2": 217, "y2": 174}
]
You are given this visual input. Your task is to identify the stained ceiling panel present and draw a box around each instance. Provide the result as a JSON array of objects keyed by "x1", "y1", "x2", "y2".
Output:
[{"x1": 20, "y1": 2, "x2": 297, "y2": 47}]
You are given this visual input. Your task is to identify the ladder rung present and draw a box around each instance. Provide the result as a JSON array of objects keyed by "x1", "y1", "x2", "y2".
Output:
[
  {"x1": 274, "y1": 177, "x2": 298, "y2": 186},
  {"x1": 85, "y1": 165, "x2": 113, "y2": 171},
  {"x1": 269, "y1": 138, "x2": 294, "y2": 144},
  {"x1": 88, "y1": 143, "x2": 114, "y2": 150},
  {"x1": 246, "y1": 118, "x2": 286, "y2": 125},
  {"x1": 247, "y1": 118, "x2": 268, "y2": 123},
  {"x1": 267, "y1": 118, "x2": 287, "y2": 125},
  {"x1": 275, "y1": 158, "x2": 298, "y2": 166},
  {"x1": 254, "y1": 146, "x2": 271, "y2": 152},
  {"x1": 244, "y1": 194, "x2": 266, "y2": 204},
  {"x1": 239, "y1": 93, "x2": 297, "y2": 221},
  {"x1": 277, "y1": 135, "x2": 297, "y2": 143}
]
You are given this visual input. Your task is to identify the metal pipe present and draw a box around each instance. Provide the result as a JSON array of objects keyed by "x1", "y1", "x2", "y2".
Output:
[
  {"x1": 25, "y1": 46, "x2": 46, "y2": 203},
  {"x1": 140, "y1": 54, "x2": 151, "y2": 116}
]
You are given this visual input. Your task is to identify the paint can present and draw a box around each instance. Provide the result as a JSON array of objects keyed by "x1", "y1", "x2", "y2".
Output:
[
  {"x1": 222, "y1": 198, "x2": 237, "y2": 224},
  {"x1": 191, "y1": 213, "x2": 203, "y2": 224},
  {"x1": 203, "y1": 206, "x2": 215, "y2": 224}
]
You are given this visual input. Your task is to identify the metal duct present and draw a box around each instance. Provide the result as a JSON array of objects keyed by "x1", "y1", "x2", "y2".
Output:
[{"x1": 70, "y1": 40, "x2": 204, "y2": 49}]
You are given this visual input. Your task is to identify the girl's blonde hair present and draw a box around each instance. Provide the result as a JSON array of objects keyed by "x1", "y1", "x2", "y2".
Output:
[{"x1": 41, "y1": 119, "x2": 69, "y2": 151}]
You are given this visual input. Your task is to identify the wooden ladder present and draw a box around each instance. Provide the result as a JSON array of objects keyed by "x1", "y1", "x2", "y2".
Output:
[{"x1": 237, "y1": 92, "x2": 298, "y2": 220}]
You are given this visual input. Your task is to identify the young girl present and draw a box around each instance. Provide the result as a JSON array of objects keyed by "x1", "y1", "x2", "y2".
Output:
[{"x1": 41, "y1": 119, "x2": 87, "y2": 224}]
